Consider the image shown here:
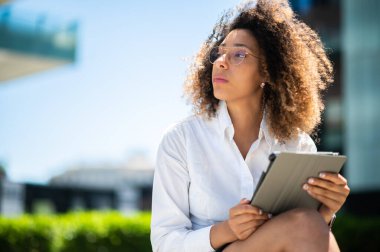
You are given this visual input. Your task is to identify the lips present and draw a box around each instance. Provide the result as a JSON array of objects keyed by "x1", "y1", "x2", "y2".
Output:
[{"x1": 212, "y1": 76, "x2": 228, "y2": 83}]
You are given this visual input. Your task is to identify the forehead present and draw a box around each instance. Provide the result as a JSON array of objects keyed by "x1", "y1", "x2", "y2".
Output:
[{"x1": 221, "y1": 29, "x2": 259, "y2": 51}]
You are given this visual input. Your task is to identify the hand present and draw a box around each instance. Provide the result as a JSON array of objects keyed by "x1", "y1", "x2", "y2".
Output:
[
  {"x1": 303, "y1": 172, "x2": 350, "y2": 223},
  {"x1": 227, "y1": 198, "x2": 271, "y2": 241}
]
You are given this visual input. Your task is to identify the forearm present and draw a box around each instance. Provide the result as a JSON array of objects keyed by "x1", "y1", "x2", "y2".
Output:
[{"x1": 210, "y1": 220, "x2": 237, "y2": 249}]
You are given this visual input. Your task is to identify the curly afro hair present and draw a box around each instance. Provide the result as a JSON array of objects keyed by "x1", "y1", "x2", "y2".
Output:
[{"x1": 184, "y1": 0, "x2": 333, "y2": 142}]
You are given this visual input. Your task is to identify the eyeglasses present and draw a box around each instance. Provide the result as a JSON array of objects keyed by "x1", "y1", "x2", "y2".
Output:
[{"x1": 209, "y1": 46, "x2": 260, "y2": 65}]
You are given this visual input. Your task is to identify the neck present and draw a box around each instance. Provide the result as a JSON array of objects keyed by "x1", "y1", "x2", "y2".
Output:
[{"x1": 226, "y1": 98, "x2": 263, "y2": 134}]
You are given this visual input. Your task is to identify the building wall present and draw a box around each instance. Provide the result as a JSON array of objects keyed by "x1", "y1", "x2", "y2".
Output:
[{"x1": 343, "y1": 0, "x2": 380, "y2": 192}]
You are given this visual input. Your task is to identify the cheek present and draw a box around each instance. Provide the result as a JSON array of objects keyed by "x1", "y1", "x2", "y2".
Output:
[{"x1": 236, "y1": 67, "x2": 261, "y2": 91}]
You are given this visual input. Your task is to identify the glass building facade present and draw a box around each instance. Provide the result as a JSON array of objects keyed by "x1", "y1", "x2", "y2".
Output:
[
  {"x1": 343, "y1": 0, "x2": 380, "y2": 192},
  {"x1": 290, "y1": 0, "x2": 380, "y2": 205}
]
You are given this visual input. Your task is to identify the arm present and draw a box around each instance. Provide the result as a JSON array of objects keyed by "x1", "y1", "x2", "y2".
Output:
[{"x1": 150, "y1": 127, "x2": 214, "y2": 252}]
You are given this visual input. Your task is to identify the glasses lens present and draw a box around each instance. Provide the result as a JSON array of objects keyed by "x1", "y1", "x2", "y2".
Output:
[
  {"x1": 209, "y1": 47, "x2": 221, "y2": 64},
  {"x1": 209, "y1": 47, "x2": 247, "y2": 65},
  {"x1": 230, "y1": 48, "x2": 246, "y2": 65}
]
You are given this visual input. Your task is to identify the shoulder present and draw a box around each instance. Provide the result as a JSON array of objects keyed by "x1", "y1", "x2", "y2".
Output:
[
  {"x1": 161, "y1": 115, "x2": 197, "y2": 139},
  {"x1": 281, "y1": 131, "x2": 317, "y2": 152},
  {"x1": 160, "y1": 113, "x2": 213, "y2": 143},
  {"x1": 298, "y1": 132, "x2": 317, "y2": 152},
  {"x1": 156, "y1": 114, "x2": 211, "y2": 165}
]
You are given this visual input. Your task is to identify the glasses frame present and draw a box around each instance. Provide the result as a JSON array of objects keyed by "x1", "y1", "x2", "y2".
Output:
[{"x1": 209, "y1": 46, "x2": 261, "y2": 66}]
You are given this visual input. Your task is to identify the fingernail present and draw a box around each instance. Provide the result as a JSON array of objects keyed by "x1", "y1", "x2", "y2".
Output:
[
  {"x1": 303, "y1": 184, "x2": 309, "y2": 190},
  {"x1": 308, "y1": 178, "x2": 314, "y2": 184},
  {"x1": 259, "y1": 209, "x2": 263, "y2": 215},
  {"x1": 268, "y1": 213, "x2": 272, "y2": 219},
  {"x1": 319, "y1": 173, "x2": 325, "y2": 178}
]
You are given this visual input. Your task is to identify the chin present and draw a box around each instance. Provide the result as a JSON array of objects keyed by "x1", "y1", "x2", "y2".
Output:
[
  {"x1": 213, "y1": 93, "x2": 227, "y2": 101},
  {"x1": 213, "y1": 89, "x2": 230, "y2": 101}
]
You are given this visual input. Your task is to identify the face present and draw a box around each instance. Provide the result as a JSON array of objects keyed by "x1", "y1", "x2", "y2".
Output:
[{"x1": 211, "y1": 29, "x2": 265, "y2": 103}]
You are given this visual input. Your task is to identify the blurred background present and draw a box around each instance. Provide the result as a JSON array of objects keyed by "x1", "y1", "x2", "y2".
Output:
[{"x1": 0, "y1": 0, "x2": 379, "y2": 218}]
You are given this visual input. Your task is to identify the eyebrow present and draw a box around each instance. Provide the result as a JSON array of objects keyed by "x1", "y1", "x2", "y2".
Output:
[
  {"x1": 220, "y1": 43, "x2": 256, "y2": 53},
  {"x1": 220, "y1": 42, "x2": 251, "y2": 49}
]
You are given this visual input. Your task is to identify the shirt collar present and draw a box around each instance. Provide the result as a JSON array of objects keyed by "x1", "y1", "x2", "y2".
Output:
[{"x1": 216, "y1": 100, "x2": 275, "y2": 146}]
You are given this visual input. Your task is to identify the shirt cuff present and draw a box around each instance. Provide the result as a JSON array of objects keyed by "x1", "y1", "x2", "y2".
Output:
[{"x1": 184, "y1": 225, "x2": 215, "y2": 252}]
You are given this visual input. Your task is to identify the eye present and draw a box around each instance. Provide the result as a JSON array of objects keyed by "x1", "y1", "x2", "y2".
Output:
[{"x1": 233, "y1": 50, "x2": 246, "y2": 59}]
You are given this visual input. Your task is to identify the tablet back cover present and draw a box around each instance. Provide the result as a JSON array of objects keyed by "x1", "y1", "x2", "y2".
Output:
[{"x1": 251, "y1": 152, "x2": 346, "y2": 215}]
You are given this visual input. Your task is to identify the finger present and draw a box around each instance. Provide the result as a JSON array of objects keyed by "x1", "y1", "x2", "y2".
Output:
[
  {"x1": 240, "y1": 220, "x2": 265, "y2": 230},
  {"x1": 232, "y1": 213, "x2": 269, "y2": 225},
  {"x1": 239, "y1": 227, "x2": 256, "y2": 240},
  {"x1": 319, "y1": 172, "x2": 347, "y2": 186},
  {"x1": 232, "y1": 214, "x2": 259, "y2": 225},
  {"x1": 229, "y1": 220, "x2": 255, "y2": 239},
  {"x1": 239, "y1": 220, "x2": 266, "y2": 237},
  {"x1": 231, "y1": 204, "x2": 263, "y2": 216},
  {"x1": 303, "y1": 184, "x2": 346, "y2": 203},
  {"x1": 239, "y1": 198, "x2": 251, "y2": 204},
  {"x1": 307, "y1": 178, "x2": 350, "y2": 196},
  {"x1": 252, "y1": 219, "x2": 266, "y2": 227},
  {"x1": 308, "y1": 178, "x2": 351, "y2": 197},
  {"x1": 239, "y1": 219, "x2": 266, "y2": 232},
  {"x1": 251, "y1": 213, "x2": 271, "y2": 220},
  {"x1": 306, "y1": 191, "x2": 341, "y2": 212}
]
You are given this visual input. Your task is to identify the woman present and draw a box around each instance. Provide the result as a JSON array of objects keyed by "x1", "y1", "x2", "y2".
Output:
[{"x1": 151, "y1": 0, "x2": 350, "y2": 251}]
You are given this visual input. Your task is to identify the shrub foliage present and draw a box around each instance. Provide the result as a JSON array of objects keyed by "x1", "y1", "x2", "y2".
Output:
[
  {"x1": 0, "y1": 212, "x2": 379, "y2": 252},
  {"x1": 0, "y1": 212, "x2": 151, "y2": 252}
]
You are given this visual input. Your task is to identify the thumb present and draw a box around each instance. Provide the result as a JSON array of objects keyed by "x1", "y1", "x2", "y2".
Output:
[{"x1": 240, "y1": 198, "x2": 251, "y2": 204}]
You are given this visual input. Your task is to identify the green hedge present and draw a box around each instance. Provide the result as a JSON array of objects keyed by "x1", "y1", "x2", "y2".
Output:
[
  {"x1": 0, "y1": 212, "x2": 379, "y2": 252},
  {"x1": 0, "y1": 212, "x2": 151, "y2": 252},
  {"x1": 0, "y1": 215, "x2": 54, "y2": 252}
]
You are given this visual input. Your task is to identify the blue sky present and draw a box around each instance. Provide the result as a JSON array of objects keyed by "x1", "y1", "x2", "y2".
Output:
[{"x1": 0, "y1": 0, "x2": 240, "y2": 183}]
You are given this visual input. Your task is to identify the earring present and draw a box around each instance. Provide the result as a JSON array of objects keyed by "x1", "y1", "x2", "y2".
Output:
[{"x1": 260, "y1": 82, "x2": 266, "y2": 89}]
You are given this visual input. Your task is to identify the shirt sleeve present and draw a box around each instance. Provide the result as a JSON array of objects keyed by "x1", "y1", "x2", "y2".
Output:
[{"x1": 150, "y1": 125, "x2": 215, "y2": 252}]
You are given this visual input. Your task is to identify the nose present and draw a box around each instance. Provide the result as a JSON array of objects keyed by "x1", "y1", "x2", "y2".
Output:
[{"x1": 214, "y1": 54, "x2": 228, "y2": 69}]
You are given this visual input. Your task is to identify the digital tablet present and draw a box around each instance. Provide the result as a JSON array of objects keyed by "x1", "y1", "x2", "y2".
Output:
[{"x1": 250, "y1": 152, "x2": 347, "y2": 215}]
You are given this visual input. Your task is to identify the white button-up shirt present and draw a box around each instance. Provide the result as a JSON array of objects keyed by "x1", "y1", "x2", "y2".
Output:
[{"x1": 150, "y1": 101, "x2": 317, "y2": 252}]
